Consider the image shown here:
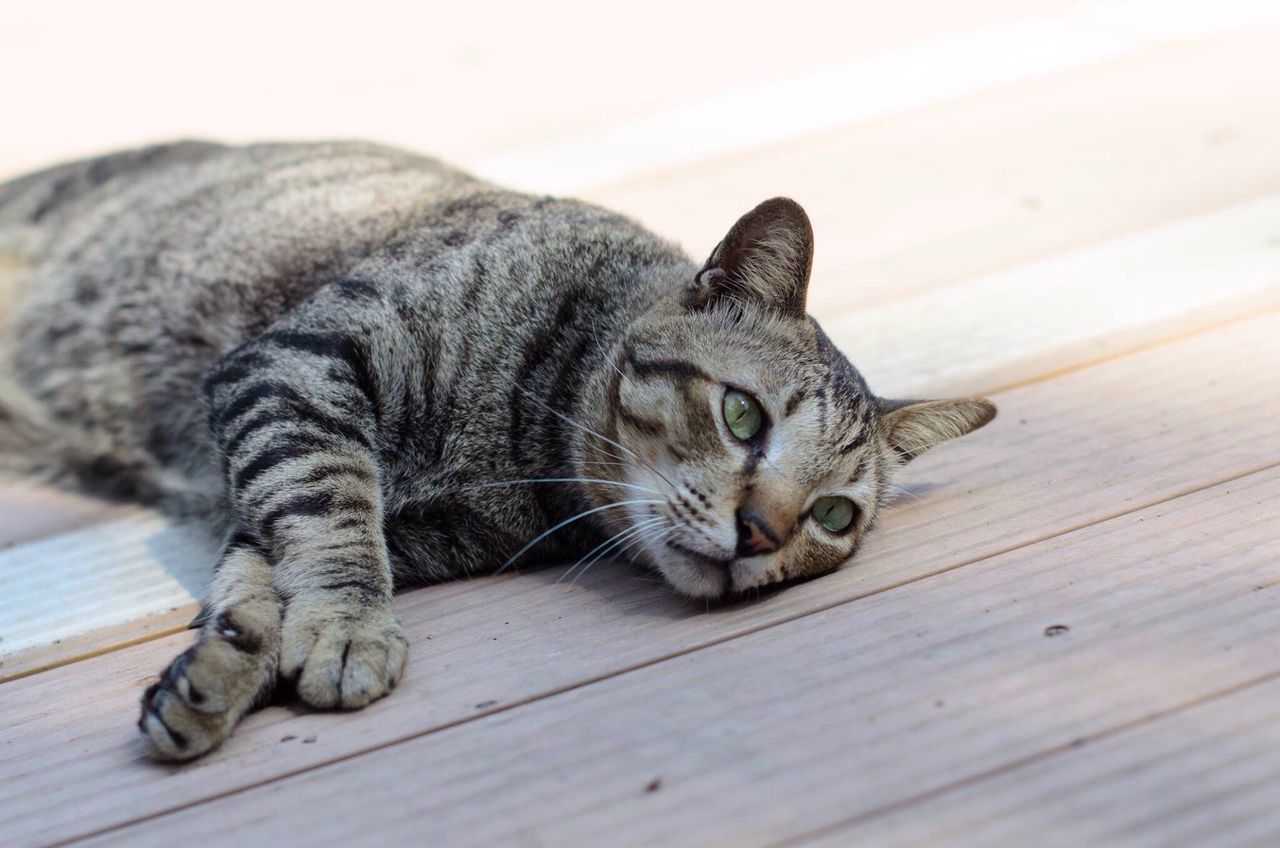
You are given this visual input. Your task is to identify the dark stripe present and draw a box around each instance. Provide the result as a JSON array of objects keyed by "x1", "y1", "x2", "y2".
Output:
[
  {"x1": 333, "y1": 279, "x2": 381, "y2": 301},
  {"x1": 837, "y1": 427, "x2": 869, "y2": 456},
  {"x1": 217, "y1": 381, "x2": 292, "y2": 430},
  {"x1": 318, "y1": 578, "x2": 382, "y2": 594},
  {"x1": 224, "y1": 408, "x2": 292, "y2": 458},
  {"x1": 815, "y1": 384, "x2": 829, "y2": 438},
  {"x1": 283, "y1": 389, "x2": 375, "y2": 451},
  {"x1": 785, "y1": 389, "x2": 807, "y2": 417},
  {"x1": 297, "y1": 461, "x2": 376, "y2": 488},
  {"x1": 259, "y1": 490, "x2": 335, "y2": 540},
  {"x1": 227, "y1": 527, "x2": 261, "y2": 551},
  {"x1": 259, "y1": 330, "x2": 382, "y2": 422},
  {"x1": 625, "y1": 348, "x2": 712, "y2": 383},
  {"x1": 617, "y1": 404, "x2": 666, "y2": 438},
  {"x1": 233, "y1": 439, "x2": 317, "y2": 492},
  {"x1": 330, "y1": 516, "x2": 369, "y2": 532},
  {"x1": 220, "y1": 382, "x2": 372, "y2": 453},
  {"x1": 202, "y1": 352, "x2": 268, "y2": 399}
]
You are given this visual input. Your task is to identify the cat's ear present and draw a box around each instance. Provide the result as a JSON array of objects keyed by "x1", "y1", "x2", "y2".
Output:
[
  {"x1": 686, "y1": 197, "x2": 813, "y2": 317},
  {"x1": 879, "y1": 397, "x2": 997, "y2": 462}
]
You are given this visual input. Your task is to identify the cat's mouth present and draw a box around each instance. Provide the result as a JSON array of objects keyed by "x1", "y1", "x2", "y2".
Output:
[{"x1": 658, "y1": 539, "x2": 733, "y2": 599}]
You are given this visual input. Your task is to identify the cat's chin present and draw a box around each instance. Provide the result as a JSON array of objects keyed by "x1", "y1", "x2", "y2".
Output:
[{"x1": 651, "y1": 541, "x2": 733, "y2": 600}]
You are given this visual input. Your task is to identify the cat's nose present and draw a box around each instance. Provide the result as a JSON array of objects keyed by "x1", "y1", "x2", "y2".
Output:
[{"x1": 735, "y1": 506, "x2": 782, "y2": 556}]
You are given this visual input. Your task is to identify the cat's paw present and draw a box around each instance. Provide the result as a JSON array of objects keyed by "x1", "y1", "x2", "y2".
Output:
[
  {"x1": 138, "y1": 607, "x2": 280, "y2": 761},
  {"x1": 280, "y1": 603, "x2": 408, "y2": 710}
]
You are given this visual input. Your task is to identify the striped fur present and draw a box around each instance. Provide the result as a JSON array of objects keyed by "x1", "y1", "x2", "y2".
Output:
[{"x1": 0, "y1": 142, "x2": 995, "y2": 759}]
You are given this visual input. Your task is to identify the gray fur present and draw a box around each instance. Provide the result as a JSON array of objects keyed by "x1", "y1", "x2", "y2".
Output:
[{"x1": 0, "y1": 141, "x2": 995, "y2": 759}]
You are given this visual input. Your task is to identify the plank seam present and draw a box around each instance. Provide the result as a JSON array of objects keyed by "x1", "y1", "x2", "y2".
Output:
[
  {"x1": 767, "y1": 668, "x2": 1280, "y2": 848},
  {"x1": 58, "y1": 460, "x2": 1280, "y2": 847}
]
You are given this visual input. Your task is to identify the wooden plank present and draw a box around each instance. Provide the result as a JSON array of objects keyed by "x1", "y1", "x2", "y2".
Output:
[
  {"x1": 589, "y1": 26, "x2": 1280, "y2": 316},
  {"x1": 0, "y1": 481, "x2": 119, "y2": 549},
  {"x1": 478, "y1": 3, "x2": 1280, "y2": 193},
  {"x1": 81, "y1": 468, "x2": 1280, "y2": 847},
  {"x1": 0, "y1": 606, "x2": 194, "y2": 684},
  {"x1": 0, "y1": 511, "x2": 217, "y2": 659},
  {"x1": 4, "y1": 308, "x2": 1279, "y2": 846},
  {"x1": 4, "y1": 1, "x2": 1274, "y2": 191},
  {"x1": 826, "y1": 194, "x2": 1280, "y2": 398},
  {"x1": 0, "y1": 0, "x2": 1098, "y2": 181},
  {"x1": 801, "y1": 675, "x2": 1280, "y2": 847},
  {"x1": 6, "y1": 186, "x2": 1280, "y2": 673}
]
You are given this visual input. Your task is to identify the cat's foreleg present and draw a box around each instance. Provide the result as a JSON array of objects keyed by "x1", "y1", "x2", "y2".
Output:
[
  {"x1": 204, "y1": 329, "x2": 407, "y2": 713},
  {"x1": 139, "y1": 536, "x2": 281, "y2": 760}
]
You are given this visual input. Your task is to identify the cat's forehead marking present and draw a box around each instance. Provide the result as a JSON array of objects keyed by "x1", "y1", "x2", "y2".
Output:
[{"x1": 783, "y1": 388, "x2": 807, "y2": 417}]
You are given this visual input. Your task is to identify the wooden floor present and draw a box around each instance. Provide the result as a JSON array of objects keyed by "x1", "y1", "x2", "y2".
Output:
[{"x1": 3, "y1": 3, "x2": 1280, "y2": 846}]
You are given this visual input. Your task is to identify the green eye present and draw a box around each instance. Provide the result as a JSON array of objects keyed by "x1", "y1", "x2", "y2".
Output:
[
  {"x1": 812, "y1": 496, "x2": 856, "y2": 533},
  {"x1": 722, "y1": 389, "x2": 763, "y2": 441}
]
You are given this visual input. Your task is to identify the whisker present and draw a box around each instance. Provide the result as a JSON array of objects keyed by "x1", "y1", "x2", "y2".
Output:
[
  {"x1": 887, "y1": 483, "x2": 925, "y2": 504},
  {"x1": 444, "y1": 477, "x2": 658, "y2": 495},
  {"x1": 559, "y1": 517, "x2": 665, "y2": 585},
  {"x1": 513, "y1": 384, "x2": 678, "y2": 489},
  {"x1": 573, "y1": 522, "x2": 676, "y2": 585},
  {"x1": 496, "y1": 498, "x2": 662, "y2": 575}
]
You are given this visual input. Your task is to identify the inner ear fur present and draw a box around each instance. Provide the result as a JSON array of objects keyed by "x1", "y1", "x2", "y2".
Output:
[
  {"x1": 686, "y1": 197, "x2": 814, "y2": 317},
  {"x1": 879, "y1": 397, "x2": 997, "y2": 462}
]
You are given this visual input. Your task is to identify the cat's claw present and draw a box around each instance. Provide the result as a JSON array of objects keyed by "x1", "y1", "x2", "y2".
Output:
[
  {"x1": 138, "y1": 606, "x2": 281, "y2": 761},
  {"x1": 280, "y1": 605, "x2": 408, "y2": 710}
]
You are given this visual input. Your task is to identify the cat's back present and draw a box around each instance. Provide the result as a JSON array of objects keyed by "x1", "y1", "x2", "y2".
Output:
[{"x1": 0, "y1": 140, "x2": 479, "y2": 267}]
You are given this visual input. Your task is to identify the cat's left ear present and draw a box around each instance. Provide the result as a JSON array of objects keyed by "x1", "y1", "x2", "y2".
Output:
[
  {"x1": 879, "y1": 397, "x2": 997, "y2": 462},
  {"x1": 686, "y1": 197, "x2": 813, "y2": 317}
]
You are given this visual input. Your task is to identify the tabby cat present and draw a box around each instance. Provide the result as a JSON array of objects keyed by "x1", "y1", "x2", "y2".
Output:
[{"x1": 0, "y1": 141, "x2": 994, "y2": 759}]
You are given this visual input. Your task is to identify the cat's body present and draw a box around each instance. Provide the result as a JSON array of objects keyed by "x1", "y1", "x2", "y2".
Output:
[
  {"x1": 0, "y1": 141, "x2": 994, "y2": 760},
  {"x1": 0, "y1": 141, "x2": 677, "y2": 567}
]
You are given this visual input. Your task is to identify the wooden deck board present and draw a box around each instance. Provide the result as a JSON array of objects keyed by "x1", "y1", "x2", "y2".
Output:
[
  {"x1": 83, "y1": 468, "x2": 1280, "y2": 847},
  {"x1": 800, "y1": 676, "x2": 1280, "y2": 847},
  {"x1": 590, "y1": 26, "x2": 1280, "y2": 316},
  {"x1": 4, "y1": 309, "x2": 1278, "y2": 846}
]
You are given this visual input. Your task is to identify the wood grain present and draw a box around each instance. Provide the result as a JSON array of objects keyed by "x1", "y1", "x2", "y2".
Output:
[
  {"x1": 84, "y1": 468, "x2": 1280, "y2": 847},
  {"x1": 799, "y1": 674, "x2": 1280, "y2": 847},
  {"x1": 3, "y1": 309, "x2": 1278, "y2": 846},
  {"x1": 590, "y1": 27, "x2": 1280, "y2": 316}
]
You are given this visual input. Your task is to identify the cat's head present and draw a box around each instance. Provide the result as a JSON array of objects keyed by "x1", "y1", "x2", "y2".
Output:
[{"x1": 601, "y1": 198, "x2": 995, "y2": 599}]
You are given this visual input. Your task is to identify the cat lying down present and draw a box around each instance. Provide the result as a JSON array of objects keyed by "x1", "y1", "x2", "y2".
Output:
[{"x1": 0, "y1": 141, "x2": 994, "y2": 759}]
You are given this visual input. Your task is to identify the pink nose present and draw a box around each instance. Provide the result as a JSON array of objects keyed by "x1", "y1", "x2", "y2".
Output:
[{"x1": 735, "y1": 507, "x2": 781, "y2": 556}]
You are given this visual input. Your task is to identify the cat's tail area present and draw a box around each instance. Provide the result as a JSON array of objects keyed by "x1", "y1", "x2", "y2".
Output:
[
  {"x1": 0, "y1": 250, "x2": 55, "y2": 475},
  {"x1": 0, "y1": 367, "x2": 64, "y2": 478}
]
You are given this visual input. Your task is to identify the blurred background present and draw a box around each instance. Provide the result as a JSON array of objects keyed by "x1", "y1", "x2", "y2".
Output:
[{"x1": 6, "y1": 0, "x2": 1280, "y2": 320}]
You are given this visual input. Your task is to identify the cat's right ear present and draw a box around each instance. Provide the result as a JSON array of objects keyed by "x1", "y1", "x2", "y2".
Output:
[
  {"x1": 878, "y1": 397, "x2": 997, "y2": 463},
  {"x1": 684, "y1": 197, "x2": 813, "y2": 318}
]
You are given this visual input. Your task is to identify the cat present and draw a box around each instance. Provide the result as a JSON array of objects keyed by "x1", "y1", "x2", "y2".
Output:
[{"x1": 0, "y1": 141, "x2": 995, "y2": 759}]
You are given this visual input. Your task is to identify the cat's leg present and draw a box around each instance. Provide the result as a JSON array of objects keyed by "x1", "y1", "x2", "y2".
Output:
[
  {"x1": 202, "y1": 323, "x2": 408, "y2": 713},
  {"x1": 139, "y1": 535, "x2": 281, "y2": 760},
  {"x1": 138, "y1": 286, "x2": 409, "y2": 758}
]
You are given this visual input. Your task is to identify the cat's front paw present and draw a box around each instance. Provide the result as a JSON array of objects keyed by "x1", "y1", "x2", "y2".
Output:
[
  {"x1": 280, "y1": 602, "x2": 409, "y2": 710},
  {"x1": 138, "y1": 606, "x2": 281, "y2": 761}
]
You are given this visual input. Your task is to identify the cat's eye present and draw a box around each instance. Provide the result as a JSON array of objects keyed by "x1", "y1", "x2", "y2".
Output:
[
  {"x1": 722, "y1": 389, "x2": 763, "y2": 441},
  {"x1": 812, "y1": 495, "x2": 856, "y2": 534}
]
